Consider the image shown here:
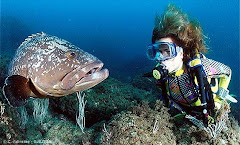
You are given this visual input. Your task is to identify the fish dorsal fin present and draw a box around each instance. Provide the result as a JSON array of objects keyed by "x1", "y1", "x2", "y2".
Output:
[{"x1": 19, "y1": 32, "x2": 47, "y2": 47}]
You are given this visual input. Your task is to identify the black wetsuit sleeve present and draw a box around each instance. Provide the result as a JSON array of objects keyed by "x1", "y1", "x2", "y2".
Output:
[{"x1": 156, "y1": 81, "x2": 169, "y2": 106}]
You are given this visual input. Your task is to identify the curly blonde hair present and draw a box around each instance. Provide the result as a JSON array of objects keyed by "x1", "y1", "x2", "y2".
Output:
[{"x1": 152, "y1": 4, "x2": 208, "y2": 64}]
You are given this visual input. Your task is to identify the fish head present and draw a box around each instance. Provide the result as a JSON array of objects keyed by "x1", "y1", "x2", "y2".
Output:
[{"x1": 28, "y1": 34, "x2": 109, "y2": 97}]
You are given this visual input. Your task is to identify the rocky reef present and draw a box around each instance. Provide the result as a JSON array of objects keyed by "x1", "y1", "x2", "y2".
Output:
[
  {"x1": 49, "y1": 77, "x2": 156, "y2": 128},
  {"x1": 98, "y1": 101, "x2": 176, "y2": 144}
]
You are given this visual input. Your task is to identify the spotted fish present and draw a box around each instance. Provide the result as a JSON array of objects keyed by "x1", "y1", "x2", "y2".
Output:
[{"x1": 3, "y1": 32, "x2": 109, "y2": 107}]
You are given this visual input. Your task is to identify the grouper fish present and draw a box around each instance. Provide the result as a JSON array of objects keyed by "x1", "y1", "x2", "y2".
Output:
[{"x1": 3, "y1": 32, "x2": 109, "y2": 107}]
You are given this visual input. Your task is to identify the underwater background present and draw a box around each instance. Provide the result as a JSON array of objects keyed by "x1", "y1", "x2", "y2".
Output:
[{"x1": 0, "y1": 0, "x2": 240, "y2": 144}]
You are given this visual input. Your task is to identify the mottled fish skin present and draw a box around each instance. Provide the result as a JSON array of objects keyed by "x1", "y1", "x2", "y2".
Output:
[{"x1": 8, "y1": 32, "x2": 109, "y2": 97}]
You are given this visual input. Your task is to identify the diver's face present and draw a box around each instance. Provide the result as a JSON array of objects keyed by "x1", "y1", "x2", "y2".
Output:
[{"x1": 157, "y1": 37, "x2": 183, "y2": 73}]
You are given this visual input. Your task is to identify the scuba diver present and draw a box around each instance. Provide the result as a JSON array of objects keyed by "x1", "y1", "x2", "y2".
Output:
[{"x1": 146, "y1": 4, "x2": 237, "y2": 130}]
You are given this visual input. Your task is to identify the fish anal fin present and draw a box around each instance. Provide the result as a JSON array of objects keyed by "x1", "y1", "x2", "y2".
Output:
[{"x1": 2, "y1": 75, "x2": 31, "y2": 107}]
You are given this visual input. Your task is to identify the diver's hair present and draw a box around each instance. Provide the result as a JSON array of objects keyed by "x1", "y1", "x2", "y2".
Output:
[{"x1": 152, "y1": 4, "x2": 208, "y2": 64}]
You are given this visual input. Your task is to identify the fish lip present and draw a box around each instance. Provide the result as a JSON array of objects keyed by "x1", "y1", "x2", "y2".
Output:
[
  {"x1": 60, "y1": 60, "x2": 107, "y2": 90},
  {"x1": 74, "y1": 68, "x2": 109, "y2": 88}
]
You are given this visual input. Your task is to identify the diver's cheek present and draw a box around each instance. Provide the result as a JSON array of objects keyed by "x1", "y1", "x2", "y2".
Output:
[
  {"x1": 161, "y1": 59, "x2": 173, "y2": 71},
  {"x1": 161, "y1": 60, "x2": 169, "y2": 67},
  {"x1": 162, "y1": 62, "x2": 172, "y2": 72},
  {"x1": 166, "y1": 66, "x2": 174, "y2": 73}
]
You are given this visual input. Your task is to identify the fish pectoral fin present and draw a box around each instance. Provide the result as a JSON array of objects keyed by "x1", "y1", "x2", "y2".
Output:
[{"x1": 2, "y1": 75, "x2": 31, "y2": 107}]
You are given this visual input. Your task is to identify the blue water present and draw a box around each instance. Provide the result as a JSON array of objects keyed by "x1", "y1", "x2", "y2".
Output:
[{"x1": 1, "y1": 0, "x2": 239, "y2": 97}]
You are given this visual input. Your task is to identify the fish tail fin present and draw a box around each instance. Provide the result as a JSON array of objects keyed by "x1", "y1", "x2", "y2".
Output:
[{"x1": 2, "y1": 75, "x2": 31, "y2": 107}]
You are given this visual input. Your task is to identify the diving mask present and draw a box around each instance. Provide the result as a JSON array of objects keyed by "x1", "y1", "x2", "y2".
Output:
[{"x1": 147, "y1": 42, "x2": 182, "y2": 61}]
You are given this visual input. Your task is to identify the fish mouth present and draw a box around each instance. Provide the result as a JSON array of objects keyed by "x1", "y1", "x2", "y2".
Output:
[{"x1": 60, "y1": 61, "x2": 109, "y2": 90}]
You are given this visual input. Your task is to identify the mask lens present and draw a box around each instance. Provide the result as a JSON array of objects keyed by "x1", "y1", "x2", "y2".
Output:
[
  {"x1": 146, "y1": 46, "x2": 157, "y2": 60},
  {"x1": 147, "y1": 42, "x2": 178, "y2": 61},
  {"x1": 159, "y1": 44, "x2": 171, "y2": 58}
]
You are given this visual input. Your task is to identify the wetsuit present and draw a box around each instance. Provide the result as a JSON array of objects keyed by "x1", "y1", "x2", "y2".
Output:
[{"x1": 157, "y1": 54, "x2": 231, "y2": 116}]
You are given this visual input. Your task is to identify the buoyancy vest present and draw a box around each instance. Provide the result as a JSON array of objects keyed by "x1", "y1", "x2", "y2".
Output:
[{"x1": 156, "y1": 54, "x2": 215, "y2": 118}]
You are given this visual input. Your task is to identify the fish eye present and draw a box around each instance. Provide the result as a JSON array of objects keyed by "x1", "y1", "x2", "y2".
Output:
[{"x1": 66, "y1": 51, "x2": 77, "y2": 59}]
